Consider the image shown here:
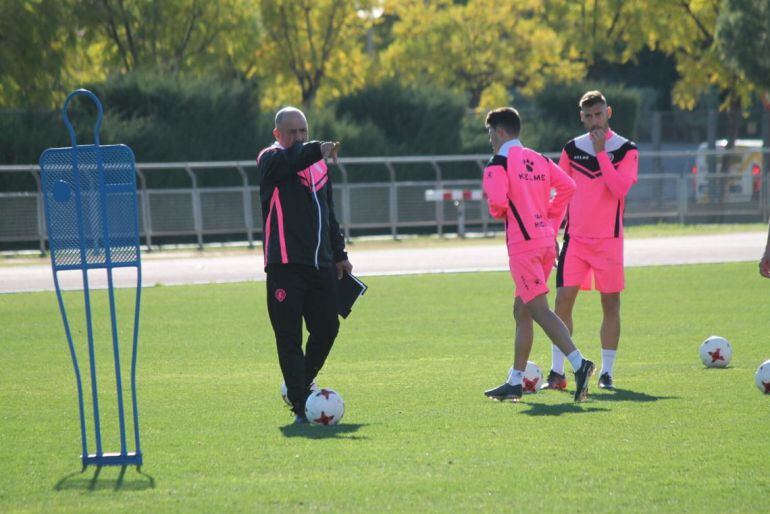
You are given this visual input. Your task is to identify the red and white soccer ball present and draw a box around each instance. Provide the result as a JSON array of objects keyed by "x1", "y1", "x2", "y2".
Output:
[
  {"x1": 280, "y1": 380, "x2": 318, "y2": 407},
  {"x1": 305, "y1": 388, "x2": 344, "y2": 426},
  {"x1": 699, "y1": 336, "x2": 732, "y2": 368},
  {"x1": 755, "y1": 360, "x2": 770, "y2": 395},
  {"x1": 523, "y1": 361, "x2": 543, "y2": 394}
]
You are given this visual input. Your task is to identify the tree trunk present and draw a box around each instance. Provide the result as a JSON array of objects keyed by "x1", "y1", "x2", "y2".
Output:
[
  {"x1": 302, "y1": 82, "x2": 318, "y2": 107},
  {"x1": 468, "y1": 88, "x2": 483, "y2": 110}
]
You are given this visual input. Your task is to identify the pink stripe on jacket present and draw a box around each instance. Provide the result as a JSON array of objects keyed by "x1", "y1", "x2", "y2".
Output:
[
  {"x1": 483, "y1": 144, "x2": 576, "y2": 254},
  {"x1": 264, "y1": 188, "x2": 288, "y2": 265}
]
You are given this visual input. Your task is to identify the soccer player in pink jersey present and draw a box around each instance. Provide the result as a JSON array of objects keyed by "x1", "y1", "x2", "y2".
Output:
[
  {"x1": 481, "y1": 107, "x2": 595, "y2": 403},
  {"x1": 542, "y1": 91, "x2": 639, "y2": 391}
]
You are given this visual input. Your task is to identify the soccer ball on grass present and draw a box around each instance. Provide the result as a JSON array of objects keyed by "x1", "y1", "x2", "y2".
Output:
[
  {"x1": 699, "y1": 336, "x2": 732, "y2": 368},
  {"x1": 305, "y1": 388, "x2": 344, "y2": 426},
  {"x1": 755, "y1": 360, "x2": 770, "y2": 395}
]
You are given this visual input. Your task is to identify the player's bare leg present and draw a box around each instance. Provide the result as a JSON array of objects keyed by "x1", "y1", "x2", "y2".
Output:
[
  {"x1": 484, "y1": 298, "x2": 534, "y2": 402},
  {"x1": 598, "y1": 292, "x2": 621, "y2": 389},
  {"x1": 555, "y1": 286, "x2": 579, "y2": 335},
  {"x1": 513, "y1": 298, "x2": 534, "y2": 372},
  {"x1": 600, "y1": 292, "x2": 620, "y2": 350},
  {"x1": 527, "y1": 294, "x2": 594, "y2": 401},
  {"x1": 544, "y1": 286, "x2": 580, "y2": 389}
]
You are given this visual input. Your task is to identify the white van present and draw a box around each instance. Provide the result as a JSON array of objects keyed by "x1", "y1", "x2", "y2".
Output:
[{"x1": 692, "y1": 139, "x2": 763, "y2": 203}]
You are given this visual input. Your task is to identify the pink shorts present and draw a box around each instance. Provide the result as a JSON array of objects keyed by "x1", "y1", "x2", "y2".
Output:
[
  {"x1": 556, "y1": 235, "x2": 624, "y2": 293},
  {"x1": 509, "y1": 245, "x2": 556, "y2": 304}
]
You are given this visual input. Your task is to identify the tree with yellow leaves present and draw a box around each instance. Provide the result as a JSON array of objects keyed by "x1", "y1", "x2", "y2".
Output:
[
  {"x1": 1, "y1": 0, "x2": 263, "y2": 108},
  {"x1": 649, "y1": 0, "x2": 757, "y2": 113},
  {"x1": 75, "y1": 0, "x2": 260, "y2": 77},
  {"x1": 542, "y1": 0, "x2": 758, "y2": 113},
  {"x1": 540, "y1": 0, "x2": 659, "y2": 67},
  {"x1": 381, "y1": 0, "x2": 585, "y2": 110},
  {"x1": 257, "y1": 0, "x2": 374, "y2": 107}
]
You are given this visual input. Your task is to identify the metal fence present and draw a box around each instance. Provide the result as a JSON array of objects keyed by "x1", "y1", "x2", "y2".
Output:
[{"x1": 2, "y1": 149, "x2": 769, "y2": 253}]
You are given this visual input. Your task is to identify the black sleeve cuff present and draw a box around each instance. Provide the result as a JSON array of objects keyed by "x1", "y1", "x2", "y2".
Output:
[{"x1": 305, "y1": 141, "x2": 323, "y2": 162}]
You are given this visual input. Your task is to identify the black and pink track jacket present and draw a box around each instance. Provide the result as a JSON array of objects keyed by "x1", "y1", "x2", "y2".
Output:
[{"x1": 257, "y1": 141, "x2": 347, "y2": 270}]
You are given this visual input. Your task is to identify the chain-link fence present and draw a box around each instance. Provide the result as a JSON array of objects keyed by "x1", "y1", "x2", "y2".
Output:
[{"x1": 2, "y1": 148, "x2": 769, "y2": 253}]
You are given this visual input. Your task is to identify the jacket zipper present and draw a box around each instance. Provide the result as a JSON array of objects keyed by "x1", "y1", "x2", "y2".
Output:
[{"x1": 309, "y1": 164, "x2": 322, "y2": 269}]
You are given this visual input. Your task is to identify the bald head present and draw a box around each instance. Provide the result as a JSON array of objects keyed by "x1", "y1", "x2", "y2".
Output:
[
  {"x1": 273, "y1": 106, "x2": 308, "y2": 147},
  {"x1": 275, "y1": 106, "x2": 306, "y2": 129}
]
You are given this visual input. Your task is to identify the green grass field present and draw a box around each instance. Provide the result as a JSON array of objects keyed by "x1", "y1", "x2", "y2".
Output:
[{"x1": 1, "y1": 262, "x2": 769, "y2": 513}]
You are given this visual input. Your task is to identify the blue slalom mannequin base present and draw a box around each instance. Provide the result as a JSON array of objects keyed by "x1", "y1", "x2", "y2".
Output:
[{"x1": 82, "y1": 451, "x2": 143, "y2": 470}]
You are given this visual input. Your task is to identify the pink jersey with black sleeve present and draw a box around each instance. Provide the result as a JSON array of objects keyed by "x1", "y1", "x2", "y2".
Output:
[
  {"x1": 483, "y1": 142, "x2": 576, "y2": 255},
  {"x1": 559, "y1": 129, "x2": 638, "y2": 239}
]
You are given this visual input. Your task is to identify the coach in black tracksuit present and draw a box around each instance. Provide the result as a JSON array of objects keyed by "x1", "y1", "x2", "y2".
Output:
[{"x1": 257, "y1": 106, "x2": 352, "y2": 423}]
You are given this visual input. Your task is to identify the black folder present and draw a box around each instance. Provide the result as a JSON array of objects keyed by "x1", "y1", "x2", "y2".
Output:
[{"x1": 337, "y1": 272, "x2": 368, "y2": 318}]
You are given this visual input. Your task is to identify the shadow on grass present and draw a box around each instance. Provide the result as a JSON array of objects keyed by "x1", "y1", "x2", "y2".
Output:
[
  {"x1": 590, "y1": 388, "x2": 680, "y2": 403},
  {"x1": 280, "y1": 423, "x2": 368, "y2": 439},
  {"x1": 516, "y1": 388, "x2": 679, "y2": 416},
  {"x1": 54, "y1": 466, "x2": 155, "y2": 492},
  {"x1": 517, "y1": 402, "x2": 610, "y2": 416}
]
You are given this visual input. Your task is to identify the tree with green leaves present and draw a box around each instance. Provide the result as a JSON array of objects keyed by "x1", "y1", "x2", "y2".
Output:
[
  {"x1": 646, "y1": 0, "x2": 761, "y2": 207},
  {"x1": 0, "y1": 0, "x2": 82, "y2": 107},
  {"x1": 716, "y1": 0, "x2": 770, "y2": 90}
]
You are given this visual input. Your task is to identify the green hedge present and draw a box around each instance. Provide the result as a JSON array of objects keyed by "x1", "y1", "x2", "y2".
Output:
[
  {"x1": 1, "y1": 77, "x2": 644, "y2": 190},
  {"x1": 0, "y1": 110, "x2": 68, "y2": 165},
  {"x1": 88, "y1": 73, "x2": 262, "y2": 162},
  {"x1": 334, "y1": 81, "x2": 467, "y2": 155}
]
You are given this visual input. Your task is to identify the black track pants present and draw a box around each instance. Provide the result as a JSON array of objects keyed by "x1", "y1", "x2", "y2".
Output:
[{"x1": 266, "y1": 264, "x2": 340, "y2": 415}]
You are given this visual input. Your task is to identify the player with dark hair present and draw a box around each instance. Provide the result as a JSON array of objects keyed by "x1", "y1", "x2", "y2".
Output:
[
  {"x1": 257, "y1": 106, "x2": 353, "y2": 424},
  {"x1": 482, "y1": 107, "x2": 595, "y2": 403},
  {"x1": 542, "y1": 91, "x2": 639, "y2": 391}
]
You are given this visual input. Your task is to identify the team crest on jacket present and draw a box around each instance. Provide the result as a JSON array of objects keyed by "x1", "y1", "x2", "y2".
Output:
[
  {"x1": 275, "y1": 288, "x2": 287, "y2": 302},
  {"x1": 524, "y1": 158, "x2": 534, "y2": 172}
]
